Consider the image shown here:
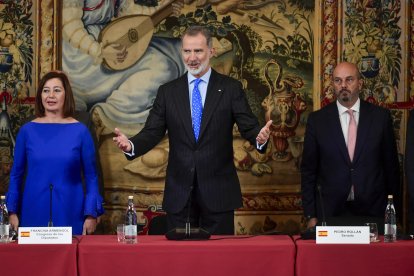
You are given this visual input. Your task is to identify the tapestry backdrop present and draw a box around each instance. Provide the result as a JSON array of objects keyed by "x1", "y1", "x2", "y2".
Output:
[{"x1": 0, "y1": 0, "x2": 412, "y2": 234}]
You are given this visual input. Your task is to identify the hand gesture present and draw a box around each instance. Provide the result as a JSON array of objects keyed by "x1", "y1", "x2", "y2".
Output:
[
  {"x1": 113, "y1": 128, "x2": 132, "y2": 152},
  {"x1": 256, "y1": 120, "x2": 272, "y2": 144}
]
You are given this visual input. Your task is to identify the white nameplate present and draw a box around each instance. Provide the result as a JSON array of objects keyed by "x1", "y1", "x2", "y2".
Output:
[
  {"x1": 316, "y1": 226, "x2": 370, "y2": 244},
  {"x1": 18, "y1": 227, "x2": 72, "y2": 244}
]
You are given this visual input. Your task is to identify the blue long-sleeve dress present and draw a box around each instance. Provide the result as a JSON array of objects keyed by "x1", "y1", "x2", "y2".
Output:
[{"x1": 6, "y1": 122, "x2": 104, "y2": 235}]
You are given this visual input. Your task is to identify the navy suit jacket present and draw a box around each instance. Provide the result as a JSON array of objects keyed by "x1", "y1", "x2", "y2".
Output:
[
  {"x1": 128, "y1": 69, "x2": 264, "y2": 213},
  {"x1": 301, "y1": 100, "x2": 400, "y2": 220},
  {"x1": 405, "y1": 109, "x2": 414, "y2": 232}
]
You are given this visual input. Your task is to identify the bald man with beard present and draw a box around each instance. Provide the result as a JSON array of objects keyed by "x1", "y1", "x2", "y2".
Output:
[{"x1": 301, "y1": 62, "x2": 400, "y2": 231}]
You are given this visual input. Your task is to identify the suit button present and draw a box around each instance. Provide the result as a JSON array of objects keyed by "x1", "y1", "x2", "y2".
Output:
[{"x1": 190, "y1": 168, "x2": 195, "y2": 173}]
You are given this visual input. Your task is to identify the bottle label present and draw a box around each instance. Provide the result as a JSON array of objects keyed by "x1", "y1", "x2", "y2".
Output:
[
  {"x1": 384, "y1": 223, "x2": 396, "y2": 235},
  {"x1": 0, "y1": 224, "x2": 9, "y2": 236},
  {"x1": 125, "y1": 225, "x2": 137, "y2": 236}
]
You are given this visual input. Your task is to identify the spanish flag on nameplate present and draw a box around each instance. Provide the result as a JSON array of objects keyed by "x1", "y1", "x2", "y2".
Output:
[
  {"x1": 20, "y1": 231, "x2": 30, "y2": 237},
  {"x1": 318, "y1": 230, "x2": 328, "y2": 237}
]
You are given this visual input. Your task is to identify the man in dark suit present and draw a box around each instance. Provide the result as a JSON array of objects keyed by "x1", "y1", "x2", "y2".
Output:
[
  {"x1": 301, "y1": 62, "x2": 400, "y2": 230},
  {"x1": 113, "y1": 25, "x2": 271, "y2": 234},
  {"x1": 405, "y1": 110, "x2": 414, "y2": 233}
]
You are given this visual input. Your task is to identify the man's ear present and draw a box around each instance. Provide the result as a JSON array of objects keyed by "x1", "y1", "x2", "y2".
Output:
[
  {"x1": 210, "y1": 47, "x2": 216, "y2": 57},
  {"x1": 358, "y1": 78, "x2": 363, "y2": 90}
]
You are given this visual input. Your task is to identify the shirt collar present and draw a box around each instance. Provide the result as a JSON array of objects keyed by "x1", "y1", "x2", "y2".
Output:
[
  {"x1": 337, "y1": 98, "x2": 360, "y2": 114},
  {"x1": 188, "y1": 67, "x2": 212, "y2": 85}
]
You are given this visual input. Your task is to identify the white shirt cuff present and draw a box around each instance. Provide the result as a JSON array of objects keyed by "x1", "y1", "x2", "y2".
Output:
[
  {"x1": 256, "y1": 140, "x2": 267, "y2": 150},
  {"x1": 123, "y1": 140, "x2": 135, "y2": 157}
]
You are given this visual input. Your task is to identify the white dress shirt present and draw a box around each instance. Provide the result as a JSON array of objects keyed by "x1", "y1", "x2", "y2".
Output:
[
  {"x1": 337, "y1": 98, "x2": 360, "y2": 146},
  {"x1": 337, "y1": 98, "x2": 360, "y2": 201}
]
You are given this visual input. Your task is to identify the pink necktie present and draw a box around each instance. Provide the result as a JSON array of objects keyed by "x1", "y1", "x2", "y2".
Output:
[{"x1": 347, "y1": 109, "x2": 357, "y2": 161}]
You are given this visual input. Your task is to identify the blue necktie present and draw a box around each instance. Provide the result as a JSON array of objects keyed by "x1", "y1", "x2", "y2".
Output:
[{"x1": 192, "y1": 78, "x2": 203, "y2": 141}]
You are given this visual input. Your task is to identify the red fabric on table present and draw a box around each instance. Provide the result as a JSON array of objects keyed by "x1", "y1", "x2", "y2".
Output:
[
  {"x1": 295, "y1": 236, "x2": 414, "y2": 276},
  {"x1": 77, "y1": 235, "x2": 295, "y2": 276},
  {"x1": 1, "y1": 241, "x2": 77, "y2": 276}
]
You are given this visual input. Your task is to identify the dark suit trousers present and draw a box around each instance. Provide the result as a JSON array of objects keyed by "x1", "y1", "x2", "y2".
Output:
[{"x1": 166, "y1": 174, "x2": 234, "y2": 235}]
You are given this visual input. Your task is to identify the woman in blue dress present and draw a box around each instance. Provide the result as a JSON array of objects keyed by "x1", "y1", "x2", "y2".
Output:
[{"x1": 6, "y1": 71, "x2": 104, "y2": 235}]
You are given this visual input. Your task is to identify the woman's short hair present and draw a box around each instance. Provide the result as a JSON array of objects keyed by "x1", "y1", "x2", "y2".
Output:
[{"x1": 35, "y1": 70, "x2": 75, "y2": 117}]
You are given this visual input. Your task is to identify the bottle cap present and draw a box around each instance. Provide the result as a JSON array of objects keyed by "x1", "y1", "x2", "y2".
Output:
[
  {"x1": 128, "y1": 195, "x2": 133, "y2": 199},
  {"x1": 388, "y1": 195, "x2": 393, "y2": 199}
]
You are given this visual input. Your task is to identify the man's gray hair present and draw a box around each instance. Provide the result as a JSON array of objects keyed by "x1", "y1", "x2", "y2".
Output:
[{"x1": 181, "y1": 25, "x2": 213, "y2": 48}]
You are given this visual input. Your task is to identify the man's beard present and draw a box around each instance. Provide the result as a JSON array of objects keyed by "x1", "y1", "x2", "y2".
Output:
[
  {"x1": 338, "y1": 89, "x2": 350, "y2": 102},
  {"x1": 185, "y1": 59, "x2": 209, "y2": 76}
]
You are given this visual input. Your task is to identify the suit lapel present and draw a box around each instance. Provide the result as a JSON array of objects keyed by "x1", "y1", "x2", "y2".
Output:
[
  {"x1": 198, "y1": 69, "x2": 224, "y2": 141},
  {"x1": 173, "y1": 73, "x2": 195, "y2": 143},
  {"x1": 352, "y1": 100, "x2": 371, "y2": 163},
  {"x1": 326, "y1": 103, "x2": 350, "y2": 164}
]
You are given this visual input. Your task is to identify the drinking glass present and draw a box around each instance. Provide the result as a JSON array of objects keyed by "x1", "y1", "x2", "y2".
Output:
[
  {"x1": 365, "y1": 222, "x2": 379, "y2": 242},
  {"x1": 117, "y1": 224, "x2": 125, "y2": 243}
]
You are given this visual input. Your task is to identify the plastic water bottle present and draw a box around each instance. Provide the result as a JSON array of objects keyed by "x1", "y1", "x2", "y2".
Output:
[
  {"x1": 0, "y1": 195, "x2": 9, "y2": 243},
  {"x1": 125, "y1": 196, "x2": 137, "y2": 244},
  {"x1": 384, "y1": 194, "x2": 397, "y2": 243}
]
